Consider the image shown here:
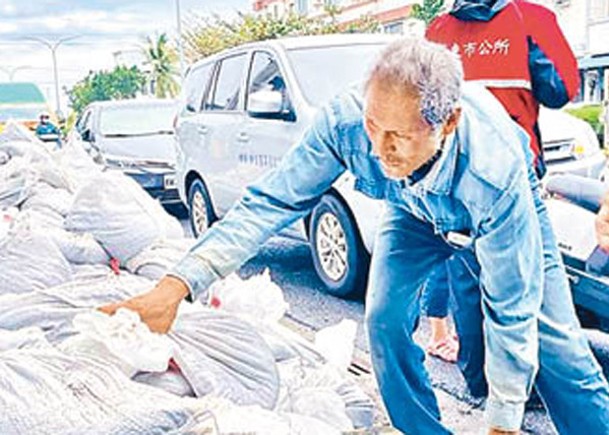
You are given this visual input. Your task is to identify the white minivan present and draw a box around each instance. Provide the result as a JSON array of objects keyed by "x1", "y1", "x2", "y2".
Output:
[
  {"x1": 175, "y1": 34, "x2": 605, "y2": 298},
  {"x1": 175, "y1": 34, "x2": 395, "y2": 297}
]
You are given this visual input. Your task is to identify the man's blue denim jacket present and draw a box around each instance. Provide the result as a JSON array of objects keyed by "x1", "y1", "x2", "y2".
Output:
[{"x1": 171, "y1": 83, "x2": 543, "y2": 430}]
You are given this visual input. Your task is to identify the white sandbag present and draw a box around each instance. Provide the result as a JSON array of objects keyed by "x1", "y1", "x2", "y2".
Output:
[
  {"x1": 15, "y1": 207, "x2": 65, "y2": 229},
  {"x1": 60, "y1": 309, "x2": 174, "y2": 377},
  {"x1": 243, "y1": 319, "x2": 326, "y2": 365},
  {"x1": 125, "y1": 238, "x2": 192, "y2": 280},
  {"x1": 0, "y1": 120, "x2": 41, "y2": 145},
  {"x1": 0, "y1": 326, "x2": 50, "y2": 351},
  {"x1": 314, "y1": 318, "x2": 358, "y2": 371},
  {"x1": 53, "y1": 136, "x2": 102, "y2": 190},
  {"x1": 134, "y1": 368, "x2": 195, "y2": 397},
  {"x1": 0, "y1": 230, "x2": 72, "y2": 295},
  {"x1": 0, "y1": 334, "x2": 216, "y2": 435},
  {"x1": 47, "y1": 228, "x2": 110, "y2": 264},
  {"x1": 185, "y1": 399, "x2": 341, "y2": 435},
  {"x1": 284, "y1": 387, "x2": 352, "y2": 432},
  {"x1": 20, "y1": 183, "x2": 73, "y2": 217},
  {"x1": 0, "y1": 154, "x2": 37, "y2": 209},
  {"x1": 0, "y1": 271, "x2": 153, "y2": 343},
  {"x1": 0, "y1": 208, "x2": 17, "y2": 241},
  {"x1": 171, "y1": 307, "x2": 280, "y2": 409},
  {"x1": 0, "y1": 272, "x2": 281, "y2": 411},
  {"x1": 207, "y1": 269, "x2": 289, "y2": 324},
  {"x1": 276, "y1": 359, "x2": 375, "y2": 430},
  {"x1": 65, "y1": 172, "x2": 183, "y2": 262}
]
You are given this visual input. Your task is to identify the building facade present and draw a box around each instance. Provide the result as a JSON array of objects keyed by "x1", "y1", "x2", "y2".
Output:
[
  {"x1": 536, "y1": 0, "x2": 609, "y2": 103},
  {"x1": 252, "y1": 0, "x2": 424, "y2": 36},
  {"x1": 252, "y1": 0, "x2": 609, "y2": 102}
]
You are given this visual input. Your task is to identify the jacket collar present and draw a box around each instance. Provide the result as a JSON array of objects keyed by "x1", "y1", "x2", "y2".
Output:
[
  {"x1": 415, "y1": 131, "x2": 458, "y2": 195},
  {"x1": 450, "y1": 0, "x2": 510, "y2": 21}
]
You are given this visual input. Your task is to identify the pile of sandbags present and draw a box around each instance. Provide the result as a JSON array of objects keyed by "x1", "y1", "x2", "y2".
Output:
[{"x1": 0, "y1": 129, "x2": 377, "y2": 434}]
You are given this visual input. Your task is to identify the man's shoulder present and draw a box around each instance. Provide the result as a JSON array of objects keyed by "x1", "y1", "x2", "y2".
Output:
[
  {"x1": 457, "y1": 84, "x2": 531, "y2": 191},
  {"x1": 326, "y1": 87, "x2": 365, "y2": 130}
]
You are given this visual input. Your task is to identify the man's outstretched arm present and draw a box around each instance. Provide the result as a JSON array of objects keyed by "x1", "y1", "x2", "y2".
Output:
[{"x1": 100, "y1": 103, "x2": 348, "y2": 332}]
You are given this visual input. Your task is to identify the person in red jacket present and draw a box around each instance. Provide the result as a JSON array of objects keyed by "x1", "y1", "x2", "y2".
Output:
[
  {"x1": 427, "y1": 0, "x2": 579, "y2": 178},
  {"x1": 424, "y1": 0, "x2": 581, "y2": 401}
]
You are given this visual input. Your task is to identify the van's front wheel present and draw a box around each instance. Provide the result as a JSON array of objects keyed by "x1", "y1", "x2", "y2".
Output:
[
  {"x1": 309, "y1": 194, "x2": 369, "y2": 299},
  {"x1": 188, "y1": 178, "x2": 216, "y2": 238}
]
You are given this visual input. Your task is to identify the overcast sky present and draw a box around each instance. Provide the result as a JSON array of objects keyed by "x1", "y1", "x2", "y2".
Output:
[{"x1": 0, "y1": 0, "x2": 249, "y2": 113}]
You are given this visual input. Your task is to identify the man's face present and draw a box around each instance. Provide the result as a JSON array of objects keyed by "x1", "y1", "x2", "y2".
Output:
[
  {"x1": 40, "y1": 115, "x2": 49, "y2": 124},
  {"x1": 364, "y1": 80, "x2": 440, "y2": 180}
]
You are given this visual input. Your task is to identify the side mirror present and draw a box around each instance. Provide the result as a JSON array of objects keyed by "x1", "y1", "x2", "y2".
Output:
[
  {"x1": 248, "y1": 90, "x2": 283, "y2": 117},
  {"x1": 81, "y1": 129, "x2": 94, "y2": 142}
]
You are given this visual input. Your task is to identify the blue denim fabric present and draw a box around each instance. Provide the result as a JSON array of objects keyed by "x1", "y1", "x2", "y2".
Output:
[
  {"x1": 170, "y1": 83, "x2": 609, "y2": 432},
  {"x1": 449, "y1": 171, "x2": 609, "y2": 433},
  {"x1": 421, "y1": 261, "x2": 451, "y2": 318},
  {"x1": 365, "y1": 204, "x2": 455, "y2": 434}
]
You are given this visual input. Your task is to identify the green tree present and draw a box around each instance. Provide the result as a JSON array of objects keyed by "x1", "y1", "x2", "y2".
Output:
[
  {"x1": 142, "y1": 33, "x2": 180, "y2": 98},
  {"x1": 66, "y1": 65, "x2": 146, "y2": 114},
  {"x1": 411, "y1": 0, "x2": 446, "y2": 26},
  {"x1": 182, "y1": 11, "x2": 379, "y2": 61}
]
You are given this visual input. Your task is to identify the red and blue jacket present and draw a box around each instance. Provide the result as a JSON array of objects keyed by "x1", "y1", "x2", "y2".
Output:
[{"x1": 427, "y1": 0, "x2": 579, "y2": 177}]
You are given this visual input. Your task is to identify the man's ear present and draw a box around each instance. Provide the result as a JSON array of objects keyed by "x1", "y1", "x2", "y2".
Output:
[{"x1": 442, "y1": 107, "x2": 462, "y2": 136}]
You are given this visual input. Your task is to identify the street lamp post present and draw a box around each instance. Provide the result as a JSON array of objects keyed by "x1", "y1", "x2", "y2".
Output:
[
  {"x1": 175, "y1": 0, "x2": 186, "y2": 82},
  {"x1": 23, "y1": 35, "x2": 80, "y2": 119},
  {"x1": 0, "y1": 65, "x2": 32, "y2": 82}
]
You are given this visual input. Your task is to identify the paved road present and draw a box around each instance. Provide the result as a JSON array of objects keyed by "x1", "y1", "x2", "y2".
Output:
[{"x1": 177, "y1": 213, "x2": 609, "y2": 434}]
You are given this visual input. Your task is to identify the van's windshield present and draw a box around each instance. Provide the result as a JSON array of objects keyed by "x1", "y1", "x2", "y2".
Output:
[
  {"x1": 99, "y1": 102, "x2": 177, "y2": 136},
  {"x1": 286, "y1": 43, "x2": 386, "y2": 106}
]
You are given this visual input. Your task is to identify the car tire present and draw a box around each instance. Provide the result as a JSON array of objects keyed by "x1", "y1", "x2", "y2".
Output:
[
  {"x1": 309, "y1": 194, "x2": 370, "y2": 299},
  {"x1": 188, "y1": 178, "x2": 216, "y2": 238}
]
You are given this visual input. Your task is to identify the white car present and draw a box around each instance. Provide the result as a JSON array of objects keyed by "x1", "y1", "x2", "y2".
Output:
[
  {"x1": 175, "y1": 34, "x2": 605, "y2": 298},
  {"x1": 73, "y1": 98, "x2": 181, "y2": 207},
  {"x1": 539, "y1": 107, "x2": 605, "y2": 178}
]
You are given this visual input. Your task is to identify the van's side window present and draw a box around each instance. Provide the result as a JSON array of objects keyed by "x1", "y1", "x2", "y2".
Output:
[
  {"x1": 184, "y1": 63, "x2": 212, "y2": 112},
  {"x1": 205, "y1": 54, "x2": 247, "y2": 111},
  {"x1": 246, "y1": 51, "x2": 293, "y2": 119},
  {"x1": 76, "y1": 110, "x2": 91, "y2": 133}
]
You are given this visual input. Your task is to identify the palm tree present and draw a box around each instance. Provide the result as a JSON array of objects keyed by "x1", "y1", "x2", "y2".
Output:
[{"x1": 142, "y1": 33, "x2": 180, "y2": 98}]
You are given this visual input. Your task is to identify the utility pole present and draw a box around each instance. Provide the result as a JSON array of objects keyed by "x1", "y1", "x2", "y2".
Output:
[
  {"x1": 23, "y1": 35, "x2": 80, "y2": 119},
  {"x1": 175, "y1": 0, "x2": 186, "y2": 82},
  {"x1": 0, "y1": 65, "x2": 32, "y2": 82}
]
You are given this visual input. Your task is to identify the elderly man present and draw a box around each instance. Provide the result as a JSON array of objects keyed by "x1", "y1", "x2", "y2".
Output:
[{"x1": 102, "y1": 39, "x2": 609, "y2": 434}]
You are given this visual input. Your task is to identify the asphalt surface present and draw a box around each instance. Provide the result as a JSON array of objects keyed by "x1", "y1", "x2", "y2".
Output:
[{"x1": 176, "y1": 211, "x2": 609, "y2": 434}]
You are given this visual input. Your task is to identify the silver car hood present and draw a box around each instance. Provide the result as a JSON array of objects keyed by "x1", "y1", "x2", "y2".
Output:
[{"x1": 97, "y1": 133, "x2": 176, "y2": 164}]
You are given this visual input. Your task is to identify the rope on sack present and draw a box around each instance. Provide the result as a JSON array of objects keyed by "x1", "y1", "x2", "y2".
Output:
[{"x1": 109, "y1": 258, "x2": 121, "y2": 276}]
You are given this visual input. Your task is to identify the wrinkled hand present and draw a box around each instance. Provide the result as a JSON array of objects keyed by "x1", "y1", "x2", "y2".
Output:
[
  {"x1": 596, "y1": 191, "x2": 609, "y2": 252},
  {"x1": 99, "y1": 275, "x2": 190, "y2": 334},
  {"x1": 488, "y1": 429, "x2": 519, "y2": 435}
]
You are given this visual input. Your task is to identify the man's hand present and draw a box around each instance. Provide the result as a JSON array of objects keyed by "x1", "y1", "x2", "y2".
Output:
[
  {"x1": 596, "y1": 191, "x2": 609, "y2": 252},
  {"x1": 488, "y1": 428, "x2": 519, "y2": 435},
  {"x1": 99, "y1": 275, "x2": 190, "y2": 333}
]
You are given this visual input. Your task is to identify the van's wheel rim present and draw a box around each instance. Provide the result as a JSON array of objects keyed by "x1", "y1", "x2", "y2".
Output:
[
  {"x1": 192, "y1": 190, "x2": 209, "y2": 235},
  {"x1": 315, "y1": 212, "x2": 348, "y2": 282}
]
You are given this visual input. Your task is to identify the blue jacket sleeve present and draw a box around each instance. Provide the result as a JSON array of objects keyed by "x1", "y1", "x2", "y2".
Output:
[
  {"x1": 169, "y1": 104, "x2": 347, "y2": 301},
  {"x1": 474, "y1": 169, "x2": 543, "y2": 430}
]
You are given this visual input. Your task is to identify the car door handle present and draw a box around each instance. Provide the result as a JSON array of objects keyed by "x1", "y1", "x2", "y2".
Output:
[
  {"x1": 237, "y1": 132, "x2": 249, "y2": 142},
  {"x1": 197, "y1": 126, "x2": 208, "y2": 135}
]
